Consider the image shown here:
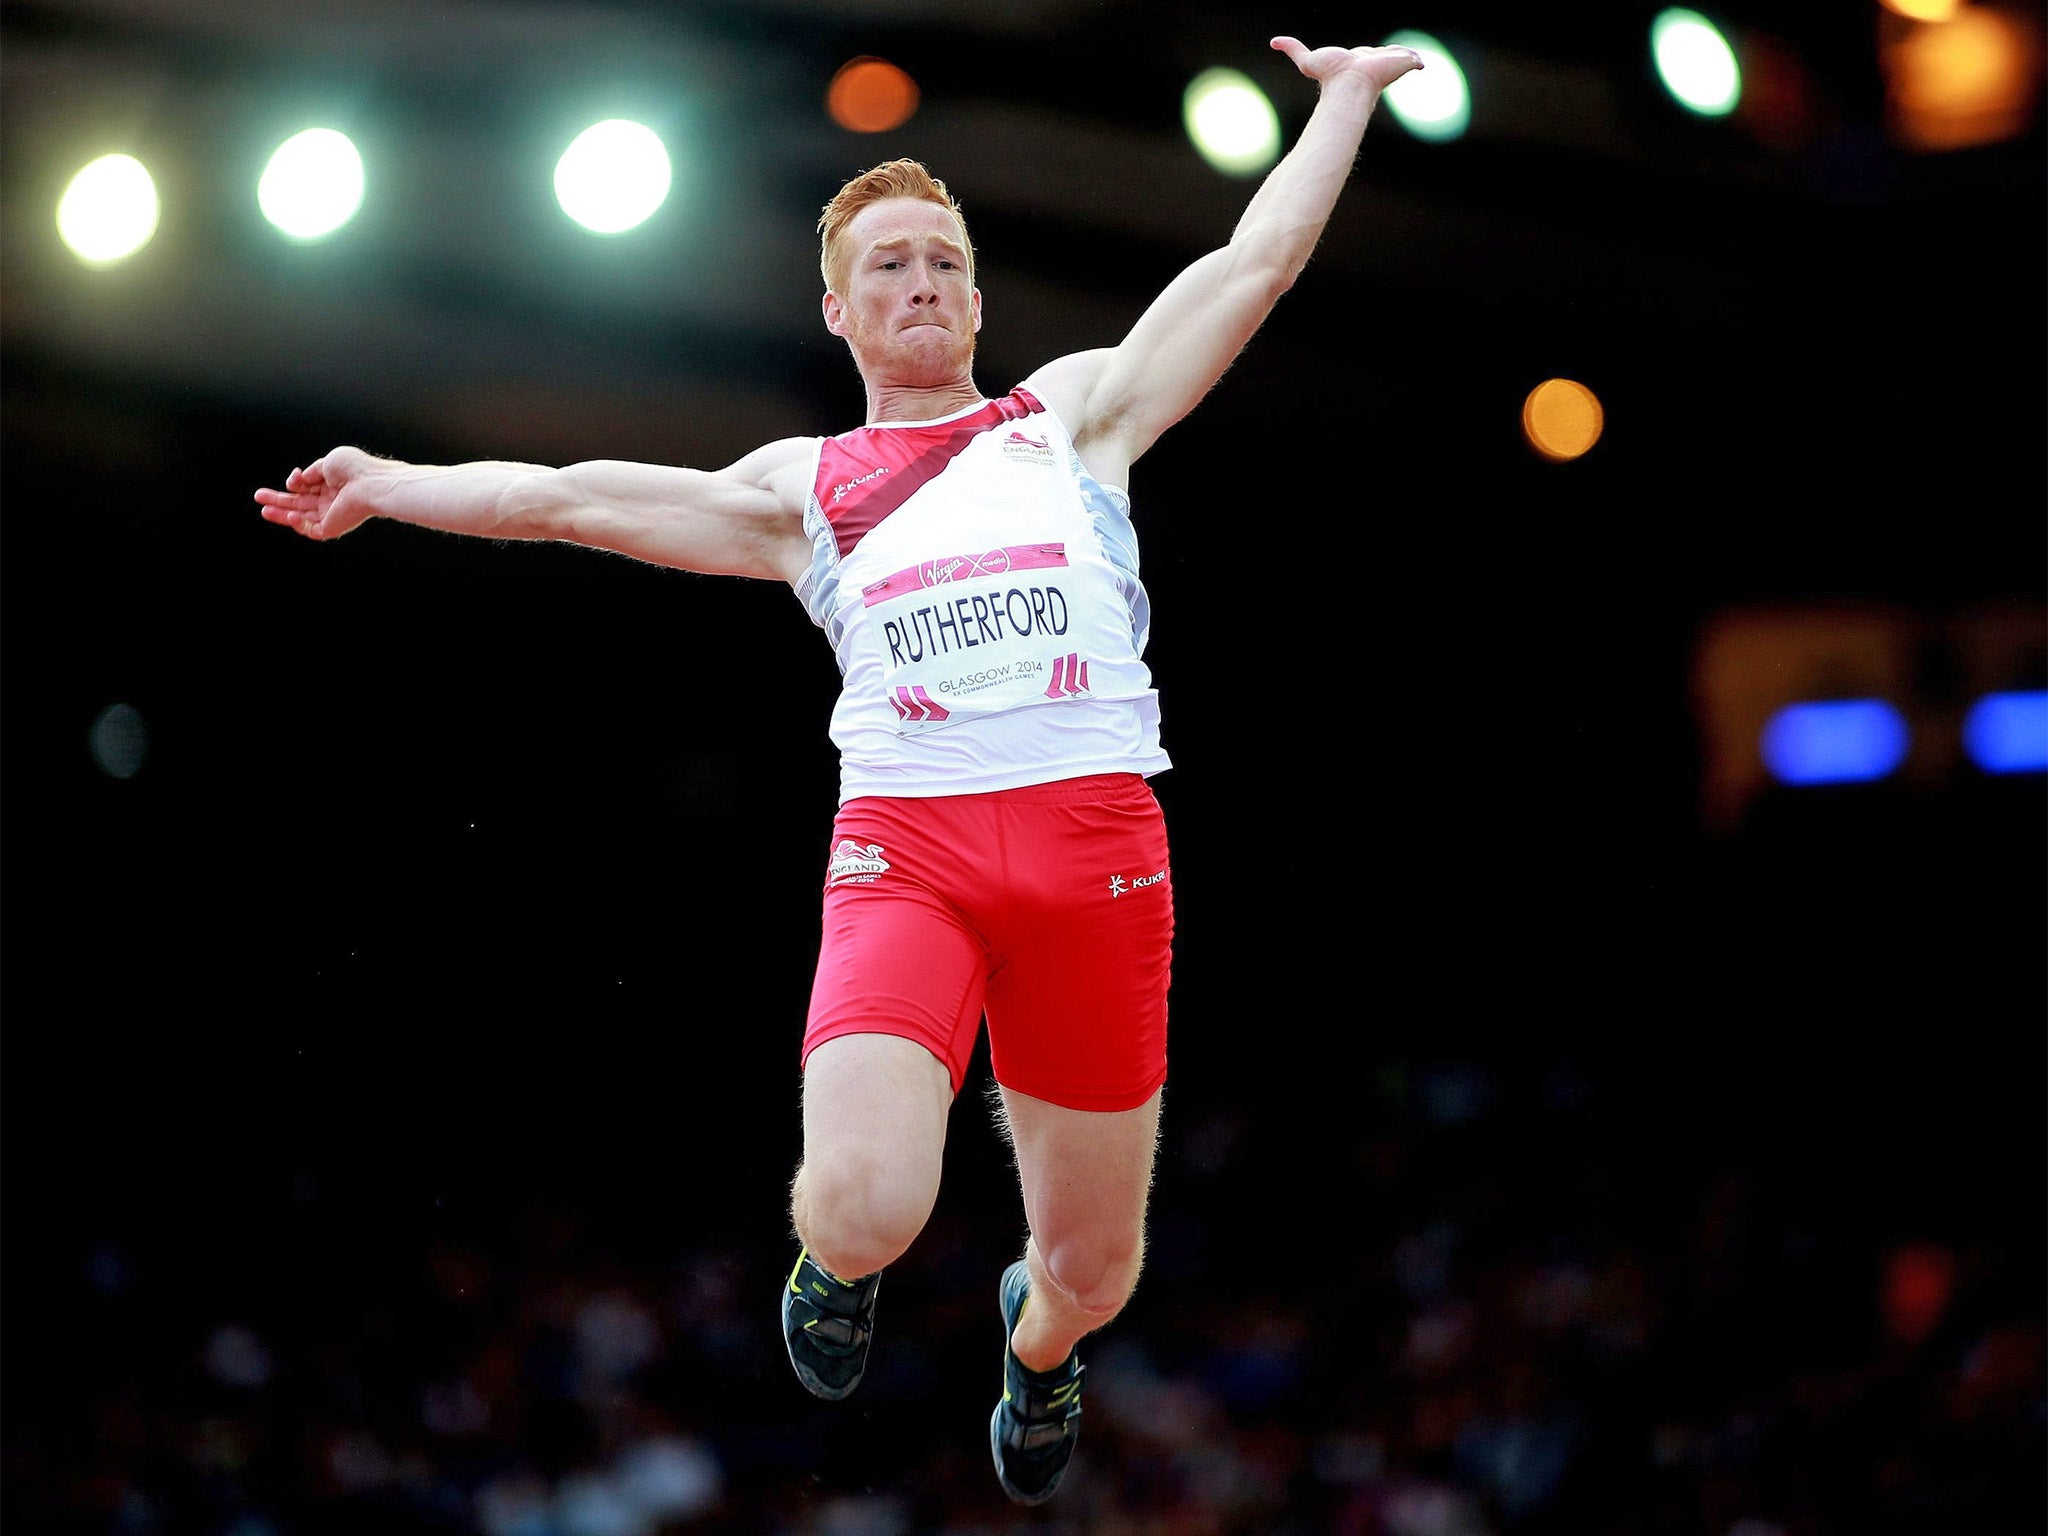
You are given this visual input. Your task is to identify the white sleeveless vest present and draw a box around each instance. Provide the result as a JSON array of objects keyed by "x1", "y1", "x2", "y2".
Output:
[{"x1": 794, "y1": 386, "x2": 1170, "y2": 801}]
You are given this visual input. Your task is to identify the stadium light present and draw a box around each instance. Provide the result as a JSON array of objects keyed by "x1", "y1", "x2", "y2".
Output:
[
  {"x1": 1761, "y1": 699, "x2": 1910, "y2": 785},
  {"x1": 1882, "y1": 0, "x2": 1960, "y2": 20},
  {"x1": 1963, "y1": 691, "x2": 2048, "y2": 774},
  {"x1": 90, "y1": 702, "x2": 149, "y2": 780},
  {"x1": 1652, "y1": 8, "x2": 1743, "y2": 117},
  {"x1": 828, "y1": 57, "x2": 919, "y2": 134},
  {"x1": 1521, "y1": 378, "x2": 1605, "y2": 461},
  {"x1": 554, "y1": 119, "x2": 672, "y2": 235},
  {"x1": 1883, "y1": 4, "x2": 2037, "y2": 152},
  {"x1": 1380, "y1": 30, "x2": 1471, "y2": 142},
  {"x1": 56, "y1": 152, "x2": 160, "y2": 265},
  {"x1": 1183, "y1": 68, "x2": 1280, "y2": 176},
  {"x1": 258, "y1": 128, "x2": 365, "y2": 241}
]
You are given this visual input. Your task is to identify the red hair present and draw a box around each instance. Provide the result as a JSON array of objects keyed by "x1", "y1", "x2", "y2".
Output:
[{"x1": 818, "y1": 158, "x2": 974, "y2": 292}]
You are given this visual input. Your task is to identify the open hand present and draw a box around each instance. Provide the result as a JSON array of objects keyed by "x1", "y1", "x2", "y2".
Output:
[
  {"x1": 1270, "y1": 37, "x2": 1424, "y2": 95},
  {"x1": 254, "y1": 446, "x2": 377, "y2": 541}
]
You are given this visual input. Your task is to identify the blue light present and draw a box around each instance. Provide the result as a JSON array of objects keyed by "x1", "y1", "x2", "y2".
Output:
[
  {"x1": 1963, "y1": 690, "x2": 2048, "y2": 774},
  {"x1": 1760, "y1": 699, "x2": 1909, "y2": 785}
]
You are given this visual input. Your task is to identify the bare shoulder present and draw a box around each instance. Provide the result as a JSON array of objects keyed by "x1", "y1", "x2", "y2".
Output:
[
  {"x1": 1020, "y1": 349, "x2": 1134, "y2": 490},
  {"x1": 1019, "y1": 349, "x2": 1112, "y2": 430},
  {"x1": 723, "y1": 434, "x2": 817, "y2": 513},
  {"x1": 697, "y1": 435, "x2": 813, "y2": 585}
]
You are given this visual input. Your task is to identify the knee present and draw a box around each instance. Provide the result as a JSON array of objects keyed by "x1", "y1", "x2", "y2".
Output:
[
  {"x1": 1039, "y1": 1231, "x2": 1145, "y2": 1321},
  {"x1": 792, "y1": 1153, "x2": 935, "y2": 1277}
]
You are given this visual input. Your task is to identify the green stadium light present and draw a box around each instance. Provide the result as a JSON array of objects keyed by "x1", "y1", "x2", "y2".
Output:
[
  {"x1": 1183, "y1": 68, "x2": 1280, "y2": 176},
  {"x1": 258, "y1": 128, "x2": 366, "y2": 241},
  {"x1": 1652, "y1": 8, "x2": 1742, "y2": 116},
  {"x1": 554, "y1": 118, "x2": 673, "y2": 235},
  {"x1": 1381, "y1": 30, "x2": 1470, "y2": 143},
  {"x1": 56, "y1": 152, "x2": 159, "y2": 265}
]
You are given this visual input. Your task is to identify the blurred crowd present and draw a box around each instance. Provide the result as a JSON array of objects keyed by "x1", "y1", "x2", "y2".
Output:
[{"x1": 10, "y1": 1052, "x2": 2042, "y2": 1536}]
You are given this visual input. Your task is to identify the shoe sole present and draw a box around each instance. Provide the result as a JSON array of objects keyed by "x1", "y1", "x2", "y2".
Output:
[{"x1": 990, "y1": 1402, "x2": 1062, "y2": 1505}]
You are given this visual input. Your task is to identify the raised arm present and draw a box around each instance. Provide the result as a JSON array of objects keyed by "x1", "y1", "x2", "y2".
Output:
[
  {"x1": 254, "y1": 438, "x2": 816, "y2": 584},
  {"x1": 1030, "y1": 36, "x2": 1422, "y2": 485}
]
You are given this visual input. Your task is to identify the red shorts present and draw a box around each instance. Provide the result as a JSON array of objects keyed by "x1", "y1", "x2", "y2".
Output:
[{"x1": 803, "y1": 772, "x2": 1173, "y2": 1112}]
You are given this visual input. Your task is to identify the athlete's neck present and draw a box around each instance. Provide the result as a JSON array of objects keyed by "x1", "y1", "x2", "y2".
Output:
[{"x1": 863, "y1": 378, "x2": 986, "y2": 425}]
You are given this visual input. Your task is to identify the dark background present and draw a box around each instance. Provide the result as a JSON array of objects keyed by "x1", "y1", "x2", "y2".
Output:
[{"x1": 4, "y1": 2, "x2": 2043, "y2": 1533}]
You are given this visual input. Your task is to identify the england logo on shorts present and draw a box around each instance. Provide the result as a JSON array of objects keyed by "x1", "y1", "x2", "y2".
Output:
[{"x1": 827, "y1": 839, "x2": 890, "y2": 886}]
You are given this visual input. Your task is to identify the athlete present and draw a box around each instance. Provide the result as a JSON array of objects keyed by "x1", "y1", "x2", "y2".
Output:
[{"x1": 256, "y1": 35, "x2": 1422, "y2": 1504}]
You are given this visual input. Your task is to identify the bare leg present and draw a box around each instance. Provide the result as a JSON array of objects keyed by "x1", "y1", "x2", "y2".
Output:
[
  {"x1": 790, "y1": 1033, "x2": 953, "y2": 1280},
  {"x1": 997, "y1": 1085, "x2": 1161, "y2": 1371}
]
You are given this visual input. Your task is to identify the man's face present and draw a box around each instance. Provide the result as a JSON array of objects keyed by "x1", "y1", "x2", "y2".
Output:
[{"x1": 824, "y1": 197, "x2": 982, "y2": 387}]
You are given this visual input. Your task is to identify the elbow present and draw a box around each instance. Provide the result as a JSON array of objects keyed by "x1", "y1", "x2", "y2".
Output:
[
  {"x1": 499, "y1": 467, "x2": 581, "y2": 540},
  {"x1": 1236, "y1": 264, "x2": 1299, "y2": 328},
  {"x1": 1261, "y1": 242, "x2": 1308, "y2": 301},
  {"x1": 1224, "y1": 243, "x2": 1301, "y2": 311}
]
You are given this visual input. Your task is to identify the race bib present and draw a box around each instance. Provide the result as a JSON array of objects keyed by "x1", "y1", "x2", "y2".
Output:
[{"x1": 859, "y1": 542, "x2": 1104, "y2": 730}]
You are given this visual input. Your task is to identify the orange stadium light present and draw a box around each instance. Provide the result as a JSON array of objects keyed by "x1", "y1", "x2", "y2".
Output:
[
  {"x1": 1882, "y1": 2, "x2": 2042, "y2": 151},
  {"x1": 828, "y1": 57, "x2": 920, "y2": 134},
  {"x1": 1882, "y1": 0, "x2": 1962, "y2": 21},
  {"x1": 1520, "y1": 377, "x2": 1605, "y2": 462}
]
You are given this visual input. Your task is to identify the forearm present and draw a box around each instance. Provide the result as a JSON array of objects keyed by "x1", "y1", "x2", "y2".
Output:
[
  {"x1": 1229, "y1": 73, "x2": 1382, "y2": 285},
  {"x1": 356, "y1": 457, "x2": 564, "y2": 539},
  {"x1": 1059, "y1": 43, "x2": 1415, "y2": 464}
]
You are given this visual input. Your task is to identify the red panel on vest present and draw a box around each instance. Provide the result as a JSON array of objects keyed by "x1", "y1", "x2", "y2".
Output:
[{"x1": 816, "y1": 389, "x2": 1040, "y2": 555}]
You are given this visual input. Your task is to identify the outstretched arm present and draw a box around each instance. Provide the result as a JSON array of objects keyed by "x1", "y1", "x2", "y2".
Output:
[
  {"x1": 254, "y1": 439, "x2": 815, "y2": 584},
  {"x1": 1031, "y1": 37, "x2": 1422, "y2": 485}
]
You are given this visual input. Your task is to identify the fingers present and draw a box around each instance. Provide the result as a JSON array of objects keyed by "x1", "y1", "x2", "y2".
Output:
[
  {"x1": 284, "y1": 458, "x2": 333, "y2": 493},
  {"x1": 1270, "y1": 37, "x2": 1424, "y2": 64},
  {"x1": 257, "y1": 504, "x2": 316, "y2": 535},
  {"x1": 259, "y1": 456, "x2": 346, "y2": 539},
  {"x1": 255, "y1": 487, "x2": 323, "y2": 537}
]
